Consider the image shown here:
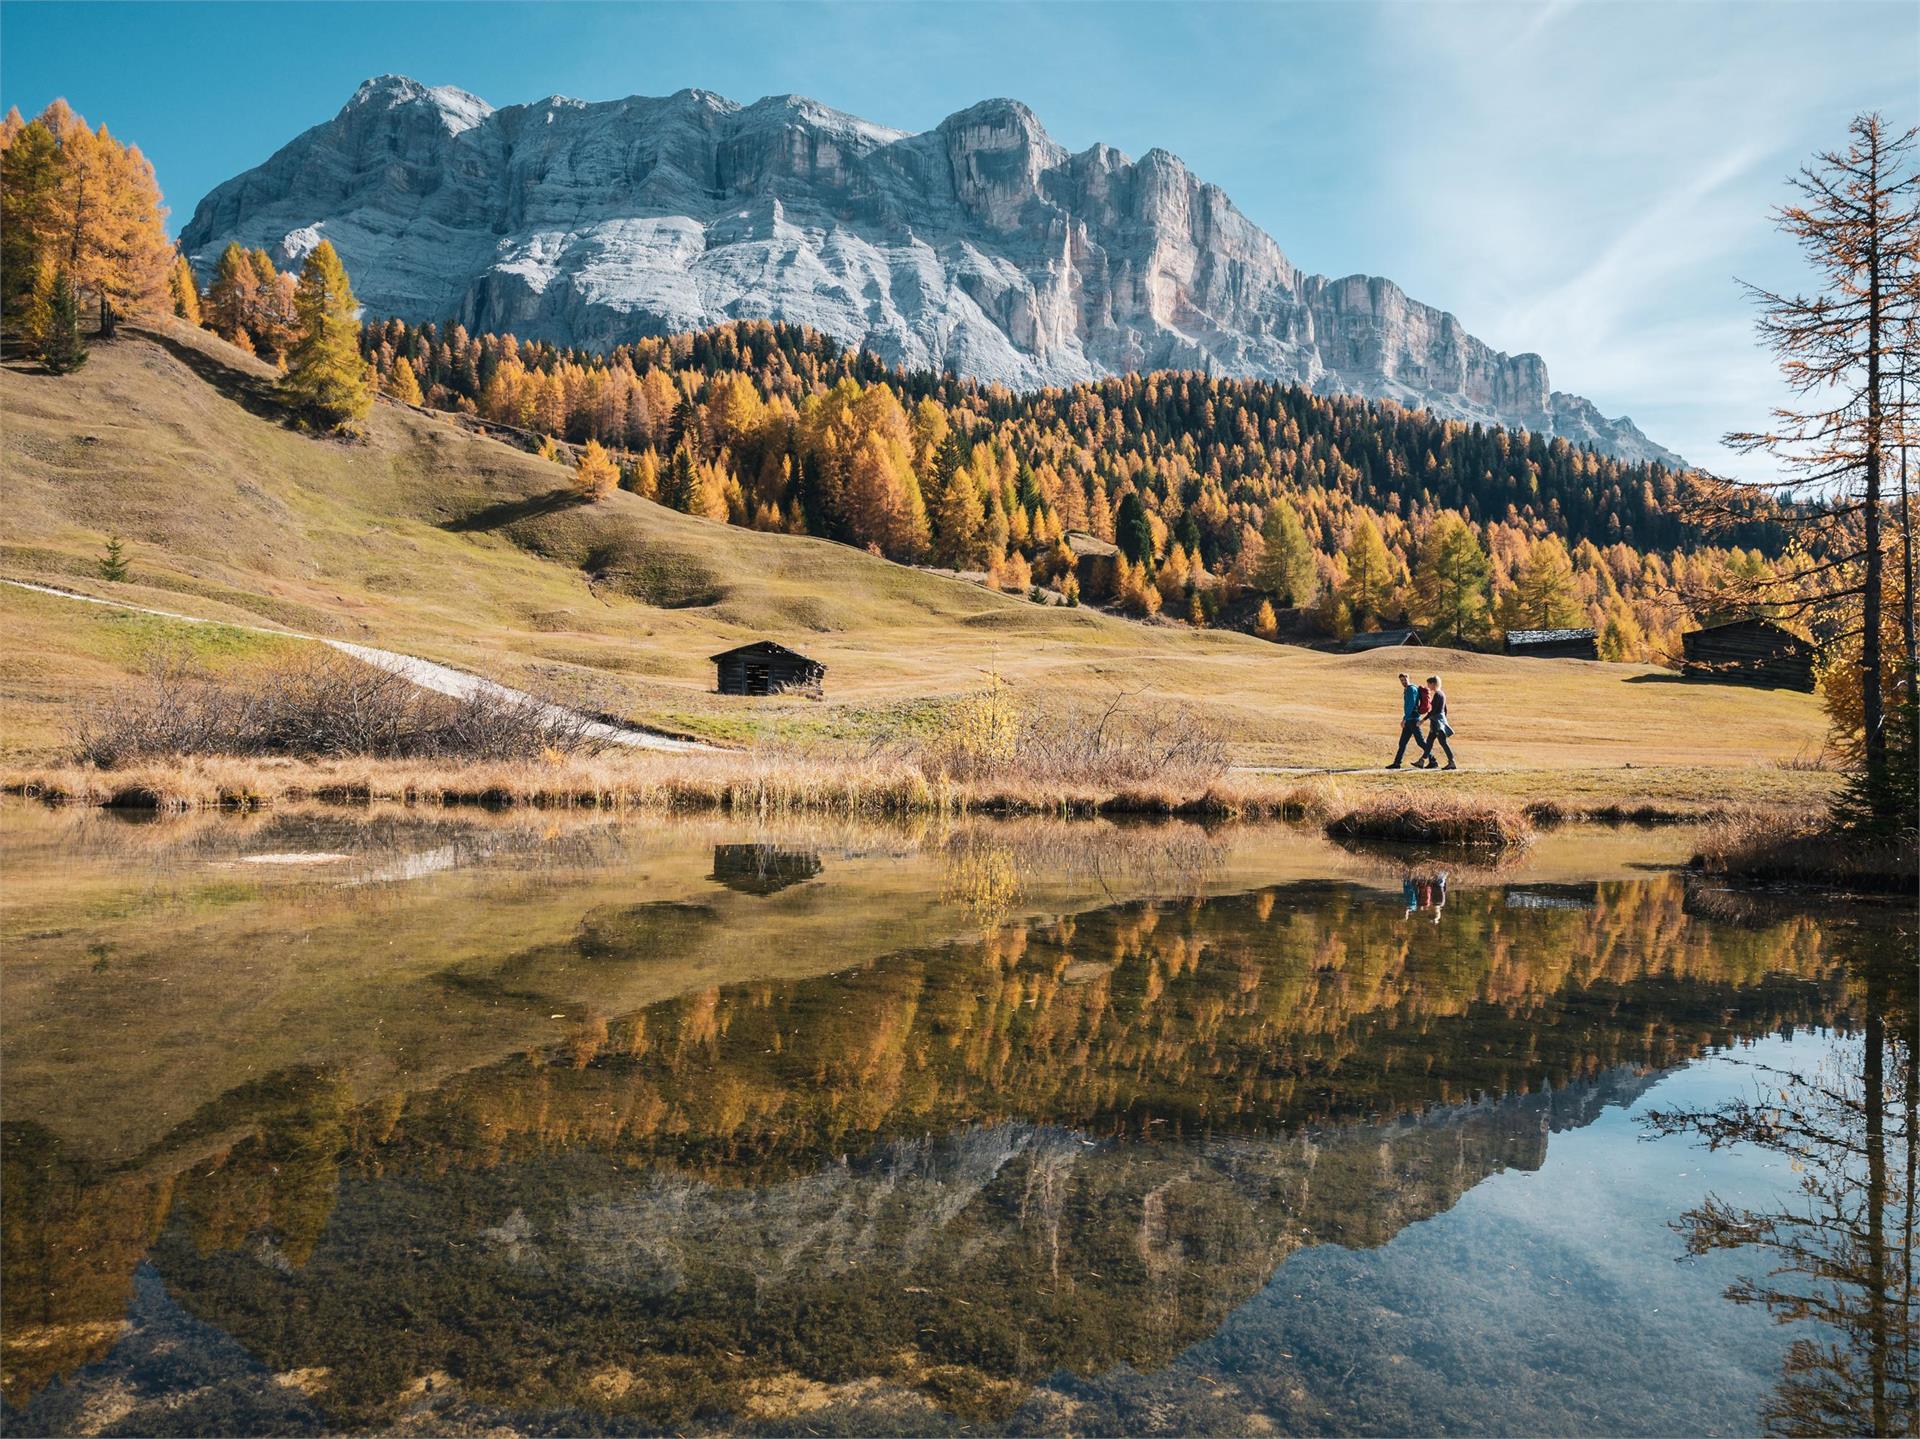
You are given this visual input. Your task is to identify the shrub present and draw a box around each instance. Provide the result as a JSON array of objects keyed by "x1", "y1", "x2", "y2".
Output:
[
  {"x1": 1326, "y1": 796, "x2": 1533, "y2": 849},
  {"x1": 923, "y1": 679, "x2": 1228, "y2": 795},
  {"x1": 74, "y1": 654, "x2": 606, "y2": 767},
  {"x1": 1689, "y1": 806, "x2": 1915, "y2": 891}
]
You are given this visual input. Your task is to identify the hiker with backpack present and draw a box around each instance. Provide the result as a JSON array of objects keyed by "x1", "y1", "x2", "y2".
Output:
[
  {"x1": 1422, "y1": 674, "x2": 1457, "y2": 770},
  {"x1": 1386, "y1": 672, "x2": 1433, "y2": 769}
]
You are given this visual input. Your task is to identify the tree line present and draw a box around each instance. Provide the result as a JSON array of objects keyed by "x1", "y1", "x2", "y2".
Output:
[
  {"x1": 354, "y1": 313, "x2": 1791, "y2": 662},
  {"x1": 1, "y1": 99, "x2": 374, "y2": 430}
]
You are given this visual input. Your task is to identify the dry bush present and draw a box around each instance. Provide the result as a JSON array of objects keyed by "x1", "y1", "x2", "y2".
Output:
[
  {"x1": 1689, "y1": 806, "x2": 1914, "y2": 891},
  {"x1": 922, "y1": 679, "x2": 1229, "y2": 795},
  {"x1": 1325, "y1": 796, "x2": 1534, "y2": 850},
  {"x1": 72, "y1": 654, "x2": 606, "y2": 767}
]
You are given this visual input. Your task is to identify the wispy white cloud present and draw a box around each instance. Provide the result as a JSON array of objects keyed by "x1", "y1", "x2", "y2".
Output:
[{"x1": 1350, "y1": 0, "x2": 1914, "y2": 478}]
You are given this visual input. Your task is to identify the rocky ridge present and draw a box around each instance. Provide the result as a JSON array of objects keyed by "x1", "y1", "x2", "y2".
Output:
[{"x1": 181, "y1": 75, "x2": 1682, "y2": 465}]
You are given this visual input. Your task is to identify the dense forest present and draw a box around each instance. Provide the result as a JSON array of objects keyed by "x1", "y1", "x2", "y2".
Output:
[
  {"x1": 329, "y1": 310, "x2": 1785, "y2": 660},
  {"x1": 0, "y1": 84, "x2": 1793, "y2": 667}
]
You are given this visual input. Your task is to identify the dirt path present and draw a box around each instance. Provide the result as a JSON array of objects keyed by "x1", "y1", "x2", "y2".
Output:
[{"x1": 2, "y1": 578, "x2": 714, "y2": 753}]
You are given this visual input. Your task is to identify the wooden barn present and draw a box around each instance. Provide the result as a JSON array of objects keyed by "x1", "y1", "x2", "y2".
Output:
[
  {"x1": 1342, "y1": 627, "x2": 1424, "y2": 653},
  {"x1": 711, "y1": 641, "x2": 825, "y2": 697},
  {"x1": 710, "y1": 843, "x2": 823, "y2": 895},
  {"x1": 1680, "y1": 618, "x2": 1815, "y2": 691},
  {"x1": 1064, "y1": 530, "x2": 1120, "y2": 596},
  {"x1": 1504, "y1": 627, "x2": 1598, "y2": 660}
]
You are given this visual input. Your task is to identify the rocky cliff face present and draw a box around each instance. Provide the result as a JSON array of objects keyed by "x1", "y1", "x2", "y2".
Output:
[{"x1": 181, "y1": 75, "x2": 1682, "y2": 466}]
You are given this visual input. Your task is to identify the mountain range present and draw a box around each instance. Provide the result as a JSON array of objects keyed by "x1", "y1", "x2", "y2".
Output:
[{"x1": 180, "y1": 75, "x2": 1682, "y2": 466}]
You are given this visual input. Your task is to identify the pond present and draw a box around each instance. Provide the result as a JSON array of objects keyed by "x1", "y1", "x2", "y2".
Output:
[{"x1": 1, "y1": 806, "x2": 1912, "y2": 1436}]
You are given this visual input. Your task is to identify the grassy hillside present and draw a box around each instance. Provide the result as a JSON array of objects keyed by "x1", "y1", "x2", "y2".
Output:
[{"x1": 0, "y1": 321, "x2": 1832, "y2": 799}]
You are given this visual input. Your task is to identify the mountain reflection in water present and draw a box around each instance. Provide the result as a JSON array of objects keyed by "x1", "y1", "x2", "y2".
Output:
[{"x1": 0, "y1": 814, "x2": 1898, "y2": 1437}]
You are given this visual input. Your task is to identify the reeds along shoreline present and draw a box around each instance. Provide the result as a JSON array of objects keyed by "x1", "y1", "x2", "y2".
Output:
[
  {"x1": 4, "y1": 752, "x2": 1566, "y2": 855},
  {"x1": 3, "y1": 751, "x2": 1301, "y2": 820},
  {"x1": 1686, "y1": 807, "x2": 1917, "y2": 893}
]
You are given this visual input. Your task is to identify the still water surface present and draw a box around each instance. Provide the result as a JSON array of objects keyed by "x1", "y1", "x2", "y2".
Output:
[{"x1": 1, "y1": 807, "x2": 1909, "y2": 1436}]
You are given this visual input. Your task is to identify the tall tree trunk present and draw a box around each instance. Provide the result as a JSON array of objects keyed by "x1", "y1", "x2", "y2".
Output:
[
  {"x1": 1900, "y1": 367, "x2": 1917, "y2": 667},
  {"x1": 1864, "y1": 984, "x2": 1889, "y2": 1438},
  {"x1": 1863, "y1": 129, "x2": 1889, "y2": 821},
  {"x1": 1904, "y1": 1024, "x2": 1917, "y2": 1430}
]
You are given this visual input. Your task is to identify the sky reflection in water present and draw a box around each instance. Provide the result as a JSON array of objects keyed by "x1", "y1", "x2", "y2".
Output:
[{"x1": 0, "y1": 809, "x2": 1903, "y2": 1436}]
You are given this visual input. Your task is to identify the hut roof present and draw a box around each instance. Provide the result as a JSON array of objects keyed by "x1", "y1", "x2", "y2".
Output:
[
  {"x1": 1505, "y1": 627, "x2": 1597, "y2": 646},
  {"x1": 1342, "y1": 628, "x2": 1423, "y2": 651},
  {"x1": 709, "y1": 640, "x2": 822, "y2": 666},
  {"x1": 1685, "y1": 617, "x2": 1811, "y2": 647},
  {"x1": 1064, "y1": 530, "x2": 1119, "y2": 559}
]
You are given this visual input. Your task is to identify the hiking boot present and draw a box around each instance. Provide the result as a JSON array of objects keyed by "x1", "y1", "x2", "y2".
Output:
[
  {"x1": 1385, "y1": 762, "x2": 1403, "y2": 770},
  {"x1": 1443, "y1": 763, "x2": 1458, "y2": 771}
]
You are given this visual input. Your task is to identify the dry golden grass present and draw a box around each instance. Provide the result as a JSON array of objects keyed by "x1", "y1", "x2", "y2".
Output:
[
  {"x1": 1687, "y1": 807, "x2": 1915, "y2": 891},
  {"x1": 1324, "y1": 795, "x2": 1534, "y2": 850},
  {"x1": 4, "y1": 749, "x2": 1792, "y2": 841},
  {"x1": 0, "y1": 322, "x2": 1834, "y2": 812}
]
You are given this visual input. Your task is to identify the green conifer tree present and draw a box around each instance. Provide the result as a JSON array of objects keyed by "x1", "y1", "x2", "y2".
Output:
[
  {"x1": 1115, "y1": 491, "x2": 1155, "y2": 567},
  {"x1": 281, "y1": 241, "x2": 371, "y2": 432},
  {"x1": 40, "y1": 269, "x2": 87, "y2": 374}
]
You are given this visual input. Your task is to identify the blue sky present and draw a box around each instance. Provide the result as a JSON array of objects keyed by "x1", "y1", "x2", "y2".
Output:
[{"x1": 2, "y1": 1, "x2": 1912, "y2": 478}]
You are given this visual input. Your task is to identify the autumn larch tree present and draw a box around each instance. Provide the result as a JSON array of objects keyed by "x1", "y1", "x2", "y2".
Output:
[
  {"x1": 281, "y1": 241, "x2": 372, "y2": 432},
  {"x1": 1253, "y1": 598, "x2": 1279, "y2": 640},
  {"x1": 0, "y1": 100, "x2": 169, "y2": 341},
  {"x1": 1256, "y1": 496, "x2": 1318, "y2": 606},
  {"x1": 1411, "y1": 512, "x2": 1493, "y2": 647},
  {"x1": 203, "y1": 241, "x2": 259, "y2": 350},
  {"x1": 573, "y1": 439, "x2": 620, "y2": 501},
  {"x1": 1, "y1": 113, "x2": 63, "y2": 328},
  {"x1": 385, "y1": 356, "x2": 424, "y2": 406},
  {"x1": 1338, "y1": 514, "x2": 1396, "y2": 628},
  {"x1": 1721, "y1": 114, "x2": 1919, "y2": 830},
  {"x1": 16, "y1": 255, "x2": 55, "y2": 355},
  {"x1": 1507, "y1": 536, "x2": 1585, "y2": 631},
  {"x1": 168, "y1": 254, "x2": 201, "y2": 325}
]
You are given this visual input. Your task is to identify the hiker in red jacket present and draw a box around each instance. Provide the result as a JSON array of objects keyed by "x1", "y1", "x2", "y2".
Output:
[{"x1": 1387, "y1": 672, "x2": 1433, "y2": 769}]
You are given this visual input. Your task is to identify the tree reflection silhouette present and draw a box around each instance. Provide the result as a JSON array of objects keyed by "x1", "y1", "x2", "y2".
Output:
[{"x1": 1646, "y1": 932, "x2": 1918, "y2": 1437}]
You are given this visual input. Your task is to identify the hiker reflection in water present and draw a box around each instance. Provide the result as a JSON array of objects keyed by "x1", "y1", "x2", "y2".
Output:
[{"x1": 1402, "y1": 871, "x2": 1449, "y2": 922}]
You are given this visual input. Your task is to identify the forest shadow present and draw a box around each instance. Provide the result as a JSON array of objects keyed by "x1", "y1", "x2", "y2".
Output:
[
  {"x1": 444, "y1": 487, "x2": 587, "y2": 533},
  {"x1": 134, "y1": 324, "x2": 290, "y2": 425}
]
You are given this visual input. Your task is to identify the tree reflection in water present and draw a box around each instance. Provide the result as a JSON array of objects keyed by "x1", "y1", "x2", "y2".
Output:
[{"x1": 1646, "y1": 932, "x2": 1918, "y2": 1437}]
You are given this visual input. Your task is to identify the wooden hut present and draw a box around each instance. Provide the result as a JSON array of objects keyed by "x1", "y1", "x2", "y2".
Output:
[
  {"x1": 1342, "y1": 627, "x2": 1423, "y2": 653},
  {"x1": 711, "y1": 641, "x2": 825, "y2": 697},
  {"x1": 1063, "y1": 530, "x2": 1120, "y2": 596},
  {"x1": 710, "y1": 844, "x2": 823, "y2": 895},
  {"x1": 1504, "y1": 628, "x2": 1598, "y2": 660},
  {"x1": 1680, "y1": 618, "x2": 1815, "y2": 691}
]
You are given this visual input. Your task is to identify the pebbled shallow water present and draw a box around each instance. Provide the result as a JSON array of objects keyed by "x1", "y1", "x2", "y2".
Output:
[{"x1": 1, "y1": 806, "x2": 1910, "y2": 1436}]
